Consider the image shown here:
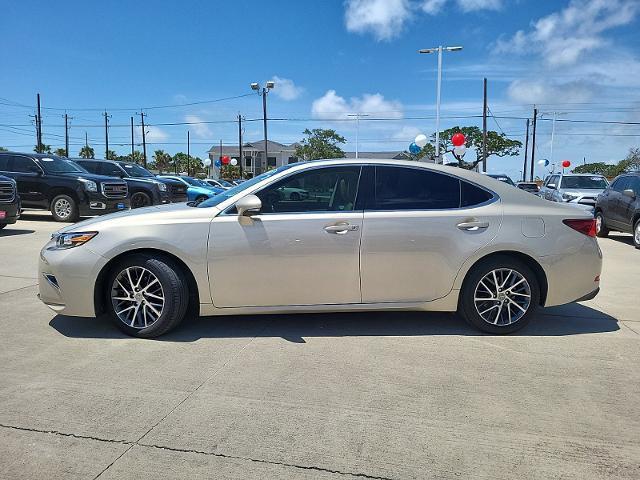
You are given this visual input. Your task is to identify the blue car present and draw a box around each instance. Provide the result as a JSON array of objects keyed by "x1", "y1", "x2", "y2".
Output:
[{"x1": 157, "y1": 176, "x2": 224, "y2": 204}]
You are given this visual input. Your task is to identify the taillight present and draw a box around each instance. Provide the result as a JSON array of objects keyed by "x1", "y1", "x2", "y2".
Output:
[{"x1": 563, "y1": 218, "x2": 597, "y2": 237}]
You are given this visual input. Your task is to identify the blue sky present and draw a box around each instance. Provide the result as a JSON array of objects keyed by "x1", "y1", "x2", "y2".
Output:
[{"x1": 1, "y1": 0, "x2": 639, "y2": 180}]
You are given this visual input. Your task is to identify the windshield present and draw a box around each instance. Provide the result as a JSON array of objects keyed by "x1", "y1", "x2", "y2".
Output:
[
  {"x1": 39, "y1": 157, "x2": 86, "y2": 174},
  {"x1": 488, "y1": 174, "x2": 515, "y2": 186},
  {"x1": 180, "y1": 177, "x2": 209, "y2": 187},
  {"x1": 118, "y1": 162, "x2": 155, "y2": 178},
  {"x1": 561, "y1": 176, "x2": 608, "y2": 189},
  {"x1": 196, "y1": 165, "x2": 294, "y2": 208},
  {"x1": 217, "y1": 179, "x2": 234, "y2": 187}
]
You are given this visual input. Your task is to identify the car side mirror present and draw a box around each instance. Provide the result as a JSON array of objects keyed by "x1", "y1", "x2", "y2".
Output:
[
  {"x1": 623, "y1": 188, "x2": 636, "y2": 199},
  {"x1": 236, "y1": 194, "x2": 261, "y2": 216},
  {"x1": 547, "y1": 183, "x2": 556, "y2": 189}
]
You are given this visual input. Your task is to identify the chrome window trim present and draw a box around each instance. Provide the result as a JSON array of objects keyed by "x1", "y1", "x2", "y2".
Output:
[{"x1": 15, "y1": 155, "x2": 45, "y2": 175}]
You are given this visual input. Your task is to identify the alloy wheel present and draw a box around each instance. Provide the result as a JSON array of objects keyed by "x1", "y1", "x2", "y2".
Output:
[
  {"x1": 54, "y1": 199, "x2": 72, "y2": 219},
  {"x1": 110, "y1": 266, "x2": 165, "y2": 329},
  {"x1": 595, "y1": 215, "x2": 602, "y2": 233},
  {"x1": 131, "y1": 192, "x2": 151, "y2": 208},
  {"x1": 635, "y1": 221, "x2": 640, "y2": 246},
  {"x1": 473, "y1": 268, "x2": 532, "y2": 326}
]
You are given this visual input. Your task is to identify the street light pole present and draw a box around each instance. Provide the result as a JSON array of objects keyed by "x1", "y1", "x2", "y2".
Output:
[
  {"x1": 251, "y1": 81, "x2": 275, "y2": 172},
  {"x1": 347, "y1": 113, "x2": 369, "y2": 159},
  {"x1": 418, "y1": 45, "x2": 462, "y2": 163}
]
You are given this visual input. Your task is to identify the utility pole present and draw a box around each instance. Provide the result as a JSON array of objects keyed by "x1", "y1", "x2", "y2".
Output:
[
  {"x1": 103, "y1": 111, "x2": 111, "y2": 159},
  {"x1": 347, "y1": 113, "x2": 369, "y2": 159},
  {"x1": 85, "y1": 132, "x2": 88, "y2": 149},
  {"x1": 219, "y1": 139, "x2": 223, "y2": 178},
  {"x1": 63, "y1": 113, "x2": 71, "y2": 157},
  {"x1": 36, "y1": 93, "x2": 42, "y2": 152},
  {"x1": 139, "y1": 112, "x2": 147, "y2": 168},
  {"x1": 530, "y1": 107, "x2": 538, "y2": 182},
  {"x1": 130, "y1": 116, "x2": 134, "y2": 157},
  {"x1": 187, "y1": 130, "x2": 190, "y2": 176},
  {"x1": 523, "y1": 118, "x2": 530, "y2": 182},
  {"x1": 238, "y1": 114, "x2": 243, "y2": 178},
  {"x1": 482, "y1": 78, "x2": 488, "y2": 173},
  {"x1": 262, "y1": 91, "x2": 268, "y2": 170}
]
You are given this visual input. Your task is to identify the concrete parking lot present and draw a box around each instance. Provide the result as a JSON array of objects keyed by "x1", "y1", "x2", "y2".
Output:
[{"x1": 1, "y1": 211, "x2": 639, "y2": 480}]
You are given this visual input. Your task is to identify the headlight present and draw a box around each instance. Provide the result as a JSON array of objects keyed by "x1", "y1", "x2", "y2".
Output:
[
  {"x1": 79, "y1": 178, "x2": 98, "y2": 192},
  {"x1": 50, "y1": 232, "x2": 98, "y2": 250},
  {"x1": 154, "y1": 181, "x2": 167, "y2": 192},
  {"x1": 562, "y1": 192, "x2": 579, "y2": 201}
]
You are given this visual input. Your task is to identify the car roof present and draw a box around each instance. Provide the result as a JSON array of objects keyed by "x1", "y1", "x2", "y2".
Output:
[{"x1": 556, "y1": 173, "x2": 606, "y2": 177}]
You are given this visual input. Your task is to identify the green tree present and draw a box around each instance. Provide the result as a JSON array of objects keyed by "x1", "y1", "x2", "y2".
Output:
[
  {"x1": 172, "y1": 152, "x2": 205, "y2": 175},
  {"x1": 438, "y1": 126, "x2": 521, "y2": 169},
  {"x1": 294, "y1": 128, "x2": 346, "y2": 160},
  {"x1": 572, "y1": 162, "x2": 611, "y2": 175},
  {"x1": 121, "y1": 150, "x2": 145, "y2": 165},
  {"x1": 0, "y1": 147, "x2": 8, "y2": 152},
  {"x1": 151, "y1": 149, "x2": 172, "y2": 173},
  {"x1": 106, "y1": 149, "x2": 118, "y2": 160},
  {"x1": 618, "y1": 147, "x2": 640, "y2": 173},
  {"x1": 34, "y1": 143, "x2": 51, "y2": 154},
  {"x1": 79, "y1": 145, "x2": 95, "y2": 158},
  {"x1": 53, "y1": 148, "x2": 67, "y2": 157}
]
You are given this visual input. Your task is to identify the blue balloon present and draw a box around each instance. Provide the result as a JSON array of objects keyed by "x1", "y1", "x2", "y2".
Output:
[
  {"x1": 214, "y1": 159, "x2": 222, "y2": 168},
  {"x1": 409, "y1": 142, "x2": 421, "y2": 154},
  {"x1": 544, "y1": 159, "x2": 549, "y2": 167}
]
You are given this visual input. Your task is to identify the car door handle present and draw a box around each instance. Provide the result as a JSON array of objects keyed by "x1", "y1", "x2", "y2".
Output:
[
  {"x1": 457, "y1": 221, "x2": 489, "y2": 231},
  {"x1": 324, "y1": 223, "x2": 359, "y2": 234}
]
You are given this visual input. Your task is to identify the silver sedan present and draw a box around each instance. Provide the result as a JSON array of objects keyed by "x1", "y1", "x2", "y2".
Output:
[{"x1": 38, "y1": 159, "x2": 602, "y2": 337}]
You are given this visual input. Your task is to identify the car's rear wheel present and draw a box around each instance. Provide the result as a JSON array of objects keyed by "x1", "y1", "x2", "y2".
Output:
[
  {"x1": 0, "y1": 224, "x2": 6, "y2": 230},
  {"x1": 131, "y1": 191, "x2": 152, "y2": 209},
  {"x1": 595, "y1": 211, "x2": 609, "y2": 237},
  {"x1": 51, "y1": 194, "x2": 79, "y2": 222},
  {"x1": 459, "y1": 256, "x2": 540, "y2": 334},
  {"x1": 634, "y1": 218, "x2": 640, "y2": 249},
  {"x1": 106, "y1": 254, "x2": 189, "y2": 338}
]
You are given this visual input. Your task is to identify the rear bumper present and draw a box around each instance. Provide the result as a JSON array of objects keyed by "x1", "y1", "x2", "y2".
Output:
[{"x1": 574, "y1": 287, "x2": 600, "y2": 302}]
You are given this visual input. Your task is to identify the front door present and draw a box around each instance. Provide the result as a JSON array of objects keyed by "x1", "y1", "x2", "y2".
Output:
[
  {"x1": 360, "y1": 166, "x2": 501, "y2": 303},
  {"x1": 208, "y1": 165, "x2": 363, "y2": 307},
  {"x1": 10, "y1": 155, "x2": 46, "y2": 205}
]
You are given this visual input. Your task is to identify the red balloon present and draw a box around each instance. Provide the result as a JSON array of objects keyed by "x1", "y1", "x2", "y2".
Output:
[
  {"x1": 562, "y1": 160, "x2": 571, "y2": 168},
  {"x1": 451, "y1": 133, "x2": 465, "y2": 147},
  {"x1": 221, "y1": 156, "x2": 230, "y2": 165}
]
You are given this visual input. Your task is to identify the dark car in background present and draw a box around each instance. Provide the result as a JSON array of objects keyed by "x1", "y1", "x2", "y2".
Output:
[
  {"x1": 0, "y1": 152, "x2": 129, "y2": 222},
  {"x1": 0, "y1": 175, "x2": 20, "y2": 230},
  {"x1": 486, "y1": 173, "x2": 516, "y2": 186},
  {"x1": 516, "y1": 181, "x2": 540, "y2": 194},
  {"x1": 73, "y1": 159, "x2": 176, "y2": 208},
  {"x1": 595, "y1": 172, "x2": 640, "y2": 248}
]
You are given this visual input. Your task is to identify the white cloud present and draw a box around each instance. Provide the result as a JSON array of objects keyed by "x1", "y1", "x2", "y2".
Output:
[
  {"x1": 391, "y1": 125, "x2": 422, "y2": 141},
  {"x1": 145, "y1": 126, "x2": 168, "y2": 142},
  {"x1": 271, "y1": 76, "x2": 304, "y2": 101},
  {"x1": 496, "y1": 0, "x2": 640, "y2": 67},
  {"x1": 311, "y1": 90, "x2": 403, "y2": 119},
  {"x1": 185, "y1": 115, "x2": 213, "y2": 139},
  {"x1": 506, "y1": 79, "x2": 595, "y2": 105},
  {"x1": 422, "y1": 0, "x2": 502, "y2": 15},
  {"x1": 344, "y1": 0, "x2": 412, "y2": 41}
]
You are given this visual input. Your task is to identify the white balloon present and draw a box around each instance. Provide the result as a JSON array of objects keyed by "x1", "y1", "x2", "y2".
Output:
[
  {"x1": 414, "y1": 134, "x2": 428, "y2": 148},
  {"x1": 537, "y1": 160, "x2": 546, "y2": 166},
  {"x1": 454, "y1": 145, "x2": 466, "y2": 156},
  {"x1": 230, "y1": 158, "x2": 238, "y2": 166},
  {"x1": 203, "y1": 158, "x2": 212, "y2": 167}
]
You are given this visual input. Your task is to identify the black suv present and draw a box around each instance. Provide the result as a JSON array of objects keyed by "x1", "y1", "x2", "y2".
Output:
[
  {"x1": 0, "y1": 175, "x2": 20, "y2": 230},
  {"x1": 0, "y1": 152, "x2": 130, "y2": 222},
  {"x1": 73, "y1": 159, "x2": 187, "y2": 206},
  {"x1": 594, "y1": 172, "x2": 640, "y2": 249}
]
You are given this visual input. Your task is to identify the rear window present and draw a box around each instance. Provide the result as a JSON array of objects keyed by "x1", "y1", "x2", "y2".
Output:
[{"x1": 561, "y1": 176, "x2": 608, "y2": 189}]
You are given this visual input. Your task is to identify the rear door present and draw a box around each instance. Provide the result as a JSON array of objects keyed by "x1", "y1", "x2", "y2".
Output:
[
  {"x1": 619, "y1": 176, "x2": 639, "y2": 231},
  {"x1": 607, "y1": 177, "x2": 629, "y2": 229},
  {"x1": 360, "y1": 165, "x2": 501, "y2": 303}
]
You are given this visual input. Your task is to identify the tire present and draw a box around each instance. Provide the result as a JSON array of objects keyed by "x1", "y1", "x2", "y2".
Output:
[
  {"x1": 131, "y1": 191, "x2": 152, "y2": 209},
  {"x1": 194, "y1": 195, "x2": 208, "y2": 205},
  {"x1": 595, "y1": 211, "x2": 609, "y2": 238},
  {"x1": 105, "y1": 254, "x2": 189, "y2": 338},
  {"x1": 50, "y1": 194, "x2": 79, "y2": 222},
  {"x1": 0, "y1": 224, "x2": 6, "y2": 230},
  {"x1": 458, "y1": 255, "x2": 540, "y2": 334},
  {"x1": 634, "y1": 218, "x2": 640, "y2": 250}
]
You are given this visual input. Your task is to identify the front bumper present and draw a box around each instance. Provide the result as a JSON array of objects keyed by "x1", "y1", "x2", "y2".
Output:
[
  {"x1": 0, "y1": 201, "x2": 20, "y2": 224},
  {"x1": 38, "y1": 243, "x2": 107, "y2": 317},
  {"x1": 78, "y1": 191, "x2": 130, "y2": 216}
]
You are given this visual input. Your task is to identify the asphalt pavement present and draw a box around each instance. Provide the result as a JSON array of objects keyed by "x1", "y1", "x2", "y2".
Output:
[{"x1": 0, "y1": 211, "x2": 638, "y2": 479}]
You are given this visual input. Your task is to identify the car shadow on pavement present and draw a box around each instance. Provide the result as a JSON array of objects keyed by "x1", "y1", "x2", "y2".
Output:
[
  {"x1": 606, "y1": 233, "x2": 634, "y2": 246},
  {"x1": 0, "y1": 228, "x2": 36, "y2": 237},
  {"x1": 49, "y1": 303, "x2": 619, "y2": 343}
]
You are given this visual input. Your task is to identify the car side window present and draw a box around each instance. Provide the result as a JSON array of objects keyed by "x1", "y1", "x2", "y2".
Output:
[
  {"x1": 628, "y1": 177, "x2": 640, "y2": 195},
  {"x1": 100, "y1": 162, "x2": 124, "y2": 177},
  {"x1": 255, "y1": 166, "x2": 361, "y2": 213},
  {"x1": 547, "y1": 175, "x2": 559, "y2": 186},
  {"x1": 79, "y1": 162, "x2": 99, "y2": 174},
  {"x1": 374, "y1": 166, "x2": 460, "y2": 210},
  {"x1": 0, "y1": 155, "x2": 9, "y2": 171},
  {"x1": 460, "y1": 180, "x2": 493, "y2": 207},
  {"x1": 611, "y1": 177, "x2": 629, "y2": 192},
  {"x1": 10, "y1": 156, "x2": 40, "y2": 173}
]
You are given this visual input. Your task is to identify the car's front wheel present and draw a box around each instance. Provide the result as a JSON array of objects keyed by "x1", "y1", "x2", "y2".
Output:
[
  {"x1": 131, "y1": 191, "x2": 152, "y2": 209},
  {"x1": 50, "y1": 194, "x2": 79, "y2": 222},
  {"x1": 459, "y1": 256, "x2": 540, "y2": 334},
  {"x1": 595, "y1": 211, "x2": 609, "y2": 237},
  {"x1": 106, "y1": 254, "x2": 189, "y2": 338}
]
